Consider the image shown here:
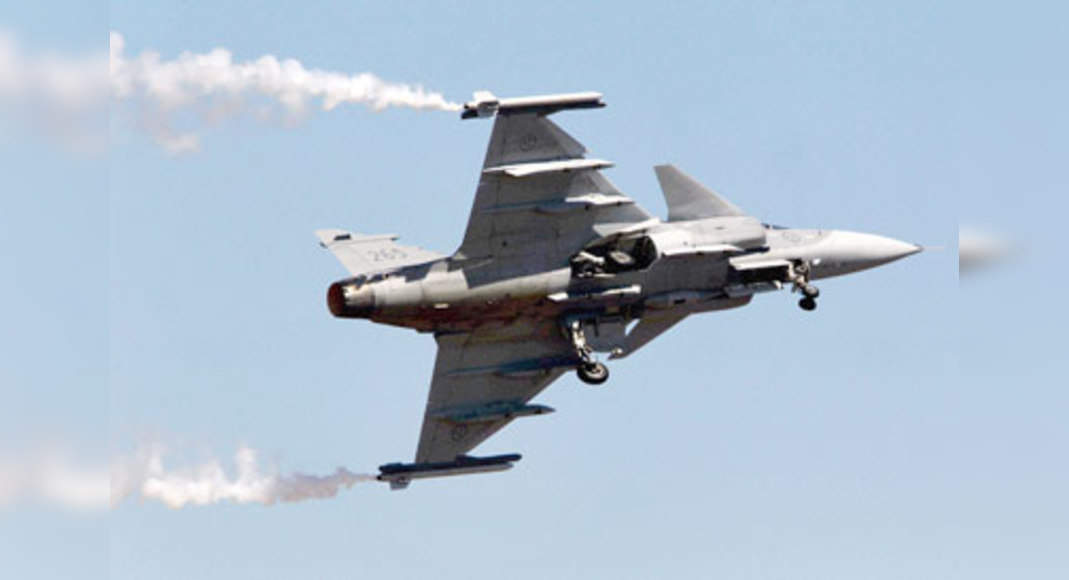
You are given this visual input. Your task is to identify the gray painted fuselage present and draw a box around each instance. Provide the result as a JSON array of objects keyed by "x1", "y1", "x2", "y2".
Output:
[{"x1": 329, "y1": 217, "x2": 919, "y2": 341}]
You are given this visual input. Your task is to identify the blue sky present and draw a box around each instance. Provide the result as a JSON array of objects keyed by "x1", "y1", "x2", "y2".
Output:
[{"x1": 2, "y1": 1, "x2": 1067, "y2": 578}]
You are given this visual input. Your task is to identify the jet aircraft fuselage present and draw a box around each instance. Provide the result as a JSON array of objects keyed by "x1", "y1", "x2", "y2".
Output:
[
  {"x1": 316, "y1": 91, "x2": 921, "y2": 489},
  {"x1": 328, "y1": 223, "x2": 919, "y2": 334}
]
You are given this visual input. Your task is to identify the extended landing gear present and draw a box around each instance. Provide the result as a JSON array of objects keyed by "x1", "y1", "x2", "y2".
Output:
[
  {"x1": 791, "y1": 261, "x2": 820, "y2": 312},
  {"x1": 577, "y1": 361, "x2": 609, "y2": 385},
  {"x1": 565, "y1": 319, "x2": 611, "y2": 385}
]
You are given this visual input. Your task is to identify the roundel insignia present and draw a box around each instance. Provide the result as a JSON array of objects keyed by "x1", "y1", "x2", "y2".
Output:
[
  {"x1": 518, "y1": 133, "x2": 538, "y2": 152},
  {"x1": 450, "y1": 424, "x2": 469, "y2": 442}
]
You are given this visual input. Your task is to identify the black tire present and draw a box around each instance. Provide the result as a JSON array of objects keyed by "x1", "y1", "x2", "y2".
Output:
[
  {"x1": 577, "y1": 362, "x2": 609, "y2": 385},
  {"x1": 799, "y1": 297, "x2": 817, "y2": 311}
]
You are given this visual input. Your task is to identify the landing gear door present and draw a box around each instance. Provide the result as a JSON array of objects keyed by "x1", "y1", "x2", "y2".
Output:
[
  {"x1": 725, "y1": 257, "x2": 794, "y2": 297},
  {"x1": 580, "y1": 318, "x2": 629, "y2": 353}
]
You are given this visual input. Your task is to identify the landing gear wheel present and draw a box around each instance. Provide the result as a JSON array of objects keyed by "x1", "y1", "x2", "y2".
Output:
[
  {"x1": 803, "y1": 284, "x2": 820, "y2": 298},
  {"x1": 577, "y1": 362, "x2": 609, "y2": 385},
  {"x1": 799, "y1": 297, "x2": 817, "y2": 311}
]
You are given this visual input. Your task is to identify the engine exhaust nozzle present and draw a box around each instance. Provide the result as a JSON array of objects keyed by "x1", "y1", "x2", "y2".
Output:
[{"x1": 327, "y1": 280, "x2": 375, "y2": 318}]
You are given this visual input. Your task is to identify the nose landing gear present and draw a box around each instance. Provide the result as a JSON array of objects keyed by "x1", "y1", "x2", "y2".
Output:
[
  {"x1": 578, "y1": 361, "x2": 610, "y2": 385},
  {"x1": 564, "y1": 319, "x2": 610, "y2": 385},
  {"x1": 792, "y1": 261, "x2": 820, "y2": 311}
]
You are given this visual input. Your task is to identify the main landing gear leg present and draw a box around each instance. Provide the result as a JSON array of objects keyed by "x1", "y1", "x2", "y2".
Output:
[
  {"x1": 565, "y1": 319, "x2": 610, "y2": 385},
  {"x1": 792, "y1": 261, "x2": 820, "y2": 311}
]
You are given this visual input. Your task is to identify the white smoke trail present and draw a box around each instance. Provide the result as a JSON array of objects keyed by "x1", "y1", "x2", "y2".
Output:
[
  {"x1": 0, "y1": 446, "x2": 113, "y2": 512},
  {"x1": 0, "y1": 30, "x2": 462, "y2": 154},
  {"x1": 109, "y1": 31, "x2": 461, "y2": 153},
  {"x1": 111, "y1": 445, "x2": 375, "y2": 509},
  {"x1": 0, "y1": 30, "x2": 109, "y2": 152},
  {"x1": 0, "y1": 444, "x2": 373, "y2": 511}
]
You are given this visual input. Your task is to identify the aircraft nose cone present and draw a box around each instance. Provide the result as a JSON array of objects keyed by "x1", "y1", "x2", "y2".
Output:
[
  {"x1": 814, "y1": 231, "x2": 922, "y2": 277},
  {"x1": 844, "y1": 231, "x2": 921, "y2": 263}
]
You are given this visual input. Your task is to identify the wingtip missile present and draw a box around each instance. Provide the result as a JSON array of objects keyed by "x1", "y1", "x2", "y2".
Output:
[
  {"x1": 376, "y1": 453, "x2": 522, "y2": 490},
  {"x1": 461, "y1": 91, "x2": 604, "y2": 119},
  {"x1": 461, "y1": 90, "x2": 500, "y2": 119}
]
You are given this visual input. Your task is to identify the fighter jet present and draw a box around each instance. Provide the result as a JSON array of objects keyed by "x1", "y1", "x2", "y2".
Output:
[{"x1": 317, "y1": 91, "x2": 922, "y2": 489}]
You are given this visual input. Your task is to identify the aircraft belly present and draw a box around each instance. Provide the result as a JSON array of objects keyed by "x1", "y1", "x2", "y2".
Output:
[
  {"x1": 375, "y1": 269, "x2": 568, "y2": 332},
  {"x1": 640, "y1": 257, "x2": 730, "y2": 297}
]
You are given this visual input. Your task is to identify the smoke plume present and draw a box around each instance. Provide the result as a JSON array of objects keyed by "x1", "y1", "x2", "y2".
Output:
[
  {"x1": 108, "y1": 31, "x2": 461, "y2": 153},
  {"x1": 0, "y1": 447, "x2": 111, "y2": 512},
  {"x1": 1, "y1": 444, "x2": 374, "y2": 511},
  {"x1": 0, "y1": 30, "x2": 462, "y2": 153},
  {"x1": 111, "y1": 445, "x2": 375, "y2": 509}
]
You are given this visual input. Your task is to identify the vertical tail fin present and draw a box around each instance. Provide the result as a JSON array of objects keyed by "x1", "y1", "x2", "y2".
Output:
[{"x1": 654, "y1": 164, "x2": 745, "y2": 221}]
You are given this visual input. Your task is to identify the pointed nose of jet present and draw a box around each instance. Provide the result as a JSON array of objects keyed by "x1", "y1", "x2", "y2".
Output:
[{"x1": 811, "y1": 231, "x2": 922, "y2": 279}]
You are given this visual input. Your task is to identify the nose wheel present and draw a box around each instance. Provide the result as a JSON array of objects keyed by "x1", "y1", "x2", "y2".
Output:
[
  {"x1": 564, "y1": 318, "x2": 611, "y2": 385},
  {"x1": 577, "y1": 361, "x2": 609, "y2": 385},
  {"x1": 791, "y1": 262, "x2": 820, "y2": 311}
]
